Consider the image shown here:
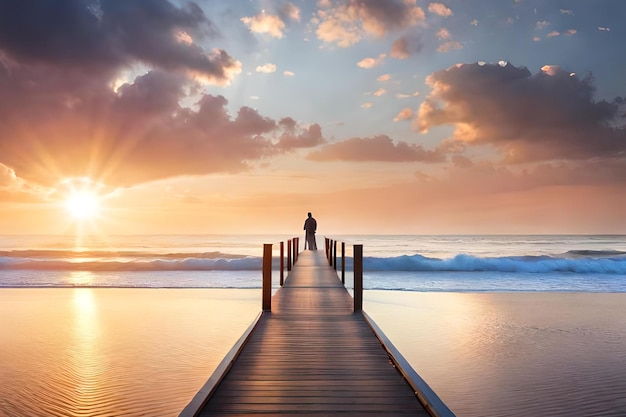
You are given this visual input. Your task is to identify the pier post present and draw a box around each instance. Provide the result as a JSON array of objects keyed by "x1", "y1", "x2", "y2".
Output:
[
  {"x1": 295, "y1": 238, "x2": 299, "y2": 261},
  {"x1": 341, "y1": 242, "x2": 345, "y2": 285},
  {"x1": 262, "y1": 243, "x2": 272, "y2": 311},
  {"x1": 333, "y1": 240, "x2": 337, "y2": 270},
  {"x1": 329, "y1": 239, "x2": 333, "y2": 266},
  {"x1": 353, "y1": 244, "x2": 363, "y2": 312},
  {"x1": 287, "y1": 239, "x2": 292, "y2": 271},
  {"x1": 280, "y1": 241, "x2": 284, "y2": 286},
  {"x1": 325, "y1": 238, "x2": 329, "y2": 259}
]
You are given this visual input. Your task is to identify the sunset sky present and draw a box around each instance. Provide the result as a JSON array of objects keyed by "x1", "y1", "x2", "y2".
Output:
[{"x1": 1, "y1": 0, "x2": 625, "y2": 235}]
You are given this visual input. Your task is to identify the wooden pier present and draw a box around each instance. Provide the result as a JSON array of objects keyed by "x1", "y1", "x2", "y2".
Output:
[{"x1": 180, "y1": 240, "x2": 455, "y2": 417}]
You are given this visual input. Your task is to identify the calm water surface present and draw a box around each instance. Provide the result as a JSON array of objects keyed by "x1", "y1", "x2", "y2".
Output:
[
  {"x1": 2, "y1": 289, "x2": 626, "y2": 417},
  {"x1": 0, "y1": 288, "x2": 260, "y2": 417},
  {"x1": 366, "y1": 291, "x2": 626, "y2": 417}
]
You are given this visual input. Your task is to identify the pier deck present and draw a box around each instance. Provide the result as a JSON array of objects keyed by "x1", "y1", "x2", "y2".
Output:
[{"x1": 184, "y1": 249, "x2": 433, "y2": 416}]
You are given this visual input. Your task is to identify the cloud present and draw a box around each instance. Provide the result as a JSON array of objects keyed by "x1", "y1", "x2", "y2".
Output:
[
  {"x1": 415, "y1": 62, "x2": 626, "y2": 164},
  {"x1": 377, "y1": 74, "x2": 391, "y2": 82},
  {"x1": 560, "y1": 9, "x2": 574, "y2": 16},
  {"x1": 0, "y1": 163, "x2": 50, "y2": 203},
  {"x1": 436, "y1": 28, "x2": 451, "y2": 40},
  {"x1": 598, "y1": 27, "x2": 611, "y2": 31},
  {"x1": 428, "y1": 3, "x2": 453, "y2": 17},
  {"x1": 361, "y1": 102, "x2": 374, "y2": 109},
  {"x1": 357, "y1": 53, "x2": 386, "y2": 68},
  {"x1": 307, "y1": 135, "x2": 446, "y2": 162},
  {"x1": 315, "y1": 0, "x2": 425, "y2": 47},
  {"x1": 283, "y1": 70, "x2": 295, "y2": 76},
  {"x1": 256, "y1": 63, "x2": 277, "y2": 73},
  {"x1": 564, "y1": 29, "x2": 577, "y2": 36},
  {"x1": 540, "y1": 65, "x2": 561, "y2": 76},
  {"x1": 280, "y1": 2, "x2": 301, "y2": 22},
  {"x1": 0, "y1": 57, "x2": 328, "y2": 187},
  {"x1": 396, "y1": 91, "x2": 420, "y2": 99},
  {"x1": 390, "y1": 34, "x2": 424, "y2": 59},
  {"x1": 535, "y1": 21, "x2": 550, "y2": 30},
  {"x1": 393, "y1": 108, "x2": 413, "y2": 122},
  {"x1": 0, "y1": 1, "x2": 241, "y2": 86},
  {"x1": 546, "y1": 31, "x2": 560, "y2": 38},
  {"x1": 241, "y1": 11, "x2": 286, "y2": 38},
  {"x1": 276, "y1": 121, "x2": 326, "y2": 150},
  {"x1": 437, "y1": 41, "x2": 462, "y2": 52}
]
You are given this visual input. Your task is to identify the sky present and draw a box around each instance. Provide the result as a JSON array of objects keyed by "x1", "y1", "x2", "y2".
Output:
[{"x1": 0, "y1": 0, "x2": 625, "y2": 236}]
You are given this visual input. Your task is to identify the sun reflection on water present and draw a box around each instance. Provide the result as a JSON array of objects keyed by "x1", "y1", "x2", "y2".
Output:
[
  {"x1": 70, "y1": 288, "x2": 106, "y2": 413},
  {"x1": 69, "y1": 271, "x2": 96, "y2": 286}
]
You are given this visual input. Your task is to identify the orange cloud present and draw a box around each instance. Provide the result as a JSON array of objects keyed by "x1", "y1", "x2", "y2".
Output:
[
  {"x1": 315, "y1": 0, "x2": 425, "y2": 47},
  {"x1": 437, "y1": 41, "x2": 462, "y2": 52},
  {"x1": 428, "y1": 3, "x2": 453, "y2": 17},
  {"x1": 0, "y1": 64, "x2": 333, "y2": 188},
  {"x1": 415, "y1": 62, "x2": 626, "y2": 165},
  {"x1": 256, "y1": 63, "x2": 277, "y2": 73},
  {"x1": 241, "y1": 11, "x2": 286, "y2": 38},
  {"x1": 307, "y1": 135, "x2": 445, "y2": 162},
  {"x1": 437, "y1": 28, "x2": 452, "y2": 40},
  {"x1": 393, "y1": 107, "x2": 413, "y2": 122},
  {"x1": 357, "y1": 54, "x2": 386, "y2": 68}
]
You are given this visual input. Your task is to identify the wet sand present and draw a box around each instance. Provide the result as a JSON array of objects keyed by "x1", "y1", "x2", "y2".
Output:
[{"x1": 1, "y1": 289, "x2": 626, "y2": 417}]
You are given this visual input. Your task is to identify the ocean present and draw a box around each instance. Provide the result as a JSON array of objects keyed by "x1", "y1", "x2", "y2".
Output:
[
  {"x1": 1, "y1": 234, "x2": 625, "y2": 291},
  {"x1": 1, "y1": 234, "x2": 626, "y2": 417}
]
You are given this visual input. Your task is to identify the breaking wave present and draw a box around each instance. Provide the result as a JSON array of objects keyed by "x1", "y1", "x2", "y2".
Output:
[
  {"x1": 363, "y1": 253, "x2": 626, "y2": 274},
  {"x1": 1, "y1": 248, "x2": 625, "y2": 274}
]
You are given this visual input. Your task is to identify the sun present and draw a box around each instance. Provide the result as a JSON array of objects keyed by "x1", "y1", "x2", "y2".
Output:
[
  {"x1": 60, "y1": 177, "x2": 104, "y2": 222},
  {"x1": 65, "y1": 191, "x2": 100, "y2": 220}
]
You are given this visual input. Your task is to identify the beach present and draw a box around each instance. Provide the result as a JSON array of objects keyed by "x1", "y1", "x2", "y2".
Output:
[{"x1": 2, "y1": 288, "x2": 626, "y2": 417}]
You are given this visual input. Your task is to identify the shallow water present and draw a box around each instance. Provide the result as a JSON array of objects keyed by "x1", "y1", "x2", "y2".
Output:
[
  {"x1": 365, "y1": 291, "x2": 626, "y2": 417},
  {"x1": 0, "y1": 288, "x2": 260, "y2": 417},
  {"x1": 2, "y1": 289, "x2": 626, "y2": 417}
]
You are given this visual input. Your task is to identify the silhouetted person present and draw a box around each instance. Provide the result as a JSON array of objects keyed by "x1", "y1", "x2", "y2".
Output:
[{"x1": 303, "y1": 212, "x2": 317, "y2": 250}]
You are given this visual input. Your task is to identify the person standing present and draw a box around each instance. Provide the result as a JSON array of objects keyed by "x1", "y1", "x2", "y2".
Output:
[{"x1": 303, "y1": 212, "x2": 317, "y2": 250}]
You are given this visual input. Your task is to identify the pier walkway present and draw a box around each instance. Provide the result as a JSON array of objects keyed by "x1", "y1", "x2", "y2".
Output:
[{"x1": 180, "y1": 247, "x2": 453, "y2": 416}]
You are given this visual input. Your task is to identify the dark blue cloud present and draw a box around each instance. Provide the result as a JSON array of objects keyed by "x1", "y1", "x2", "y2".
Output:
[{"x1": 0, "y1": 0, "x2": 236, "y2": 80}]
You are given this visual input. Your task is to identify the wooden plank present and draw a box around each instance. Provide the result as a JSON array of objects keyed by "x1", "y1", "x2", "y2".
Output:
[{"x1": 185, "y1": 250, "x2": 434, "y2": 417}]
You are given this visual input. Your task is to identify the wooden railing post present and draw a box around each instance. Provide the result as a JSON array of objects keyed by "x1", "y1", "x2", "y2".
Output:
[
  {"x1": 341, "y1": 242, "x2": 345, "y2": 285},
  {"x1": 262, "y1": 243, "x2": 272, "y2": 311},
  {"x1": 287, "y1": 239, "x2": 292, "y2": 271},
  {"x1": 329, "y1": 239, "x2": 333, "y2": 266},
  {"x1": 295, "y1": 238, "x2": 299, "y2": 261},
  {"x1": 353, "y1": 244, "x2": 363, "y2": 312},
  {"x1": 280, "y1": 241, "x2": 284, "y2": 286},
  {"x1": 325, "y1": 238, "x2": 329, "y2": 259},
  {"x1": 333, "y1": 240, "x2": 337, "y2": 270}
]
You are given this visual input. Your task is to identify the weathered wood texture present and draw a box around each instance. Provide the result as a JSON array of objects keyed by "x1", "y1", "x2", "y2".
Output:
[{"x1": 197, "y1": 250, "x2": 430, "y2": 416}]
